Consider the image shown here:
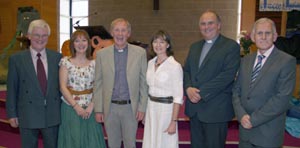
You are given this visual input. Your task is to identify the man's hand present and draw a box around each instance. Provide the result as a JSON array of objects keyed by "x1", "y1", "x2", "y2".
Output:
[
  {"x1": 9, "y1": 118, "x2": 19, "y2": 128},
  {"x1": 241, "y1": 114, "x2": 252, "y2": 129},
  {"x1": 186, "y1": 87, "x2": 201, "y2": 103},
  {"x1": 136, "y1": 111, "x2": 145, "y2": 121},
  {"x1": 95, "y1": 112, "x2": 104, "y2": 123}
]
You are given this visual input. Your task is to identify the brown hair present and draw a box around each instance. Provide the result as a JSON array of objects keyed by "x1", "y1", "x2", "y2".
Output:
[
  {"x1": 69, "y1": 29, "x2": 92, "y2": 59},
  {"x1": 150, "y1": 30, "x2": 174, "y2": 56}
]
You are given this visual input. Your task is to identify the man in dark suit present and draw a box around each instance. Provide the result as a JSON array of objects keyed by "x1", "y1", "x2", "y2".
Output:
[
  {"x1": 183, "y1": 10, "x2": 240, "y2": 148},
  {"x1": 6, "y1": 19, "x2": 62, "y2": 148},
  {"x1": 232, "y1": 18, "x2": 296, "y2": 148}
]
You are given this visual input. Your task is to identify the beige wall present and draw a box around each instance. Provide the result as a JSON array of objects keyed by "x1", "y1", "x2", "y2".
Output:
[{"x1": 89, "y1": 0, "x2": 239, "y2": 64}]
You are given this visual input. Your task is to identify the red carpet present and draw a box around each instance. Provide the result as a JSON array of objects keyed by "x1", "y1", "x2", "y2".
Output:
[{"x1": 1, "y1": 90, "x2": 300, "y2": 148}]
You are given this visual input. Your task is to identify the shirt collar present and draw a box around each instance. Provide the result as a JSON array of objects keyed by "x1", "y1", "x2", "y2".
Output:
[
  {"x1": 114, "y1": 44, "x2": 128, "y2": 53},
  {"x1": 205, "y1": 35, "x2": 219, "y2": 44},
  {"x1": 256, "y1": 45, "x2": 274, "y2": 59},
  {"x1": 30, "y1": 47, "x2": 46, "y2": 59}
]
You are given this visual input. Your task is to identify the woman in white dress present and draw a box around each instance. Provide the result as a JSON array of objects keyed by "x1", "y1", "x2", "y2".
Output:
[{"x1": 142, "y1": 30, "x2": 183, "y2": 148}]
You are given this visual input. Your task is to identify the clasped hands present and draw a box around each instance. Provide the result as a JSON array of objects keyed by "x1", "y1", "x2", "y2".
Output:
[
  {"x1": 241, "y1": 114, "x2": 252, "y2": 129},
  {"x1": 186, "y1": 87, "x2": 201, "y2": 103},
  {"x1": 73, "y1": 102, "x2": 94, "y2": 119}
]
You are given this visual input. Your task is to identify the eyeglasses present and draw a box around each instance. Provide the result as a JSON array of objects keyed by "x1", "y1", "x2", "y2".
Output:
[{"x1": 31, "y1": 34, "x2": 49, "y2": 39}]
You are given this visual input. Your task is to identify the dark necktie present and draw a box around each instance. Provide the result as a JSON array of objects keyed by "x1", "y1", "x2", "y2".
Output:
[
  {"x1": 37, "y1": 53, "x2": 47, "y2": 95},
  {"x1": 250, "y1": 55, "x2": 265, "y2": 87}
]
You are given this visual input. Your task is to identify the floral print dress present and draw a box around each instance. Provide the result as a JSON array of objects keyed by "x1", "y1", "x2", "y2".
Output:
[{"x1": 58, "y1": 57, "x2": 106, "y2": 148}]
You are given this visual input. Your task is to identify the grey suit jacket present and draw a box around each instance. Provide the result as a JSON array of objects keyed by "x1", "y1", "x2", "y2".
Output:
[
  {"x1": 232, "y1": 47, "x2": 296, "y2": 147},
  {"x1": 93, "y1": 44, "x2": 148, "y2": 119},
  {"x1": 6, "y1": 49, "x2": 62, "y2": 128},
  {"x1": 184, "y1": 34, "x2": 240, "y2": 122}
]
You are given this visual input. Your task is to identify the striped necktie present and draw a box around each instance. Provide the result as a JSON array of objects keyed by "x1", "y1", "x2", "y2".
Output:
[{"x1": 250, "y1": 55, "x2": 265, "y2": 87}]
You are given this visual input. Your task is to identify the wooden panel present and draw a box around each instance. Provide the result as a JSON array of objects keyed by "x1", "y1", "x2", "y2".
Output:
[
  {"x1": 241, "y1": 0, "x2": 256, "y2": 32},
  {"x1": 0, "y1": 0, "x2": 58, "y2": 51},
  {"x1": 0, "y1": 1, "x2": 15, "y2": 49}
]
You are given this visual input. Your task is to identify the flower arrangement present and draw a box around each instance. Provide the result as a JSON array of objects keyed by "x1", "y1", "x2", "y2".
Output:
[{"x1": 239, "y1": 30, "x2": 253, "y2": 55}]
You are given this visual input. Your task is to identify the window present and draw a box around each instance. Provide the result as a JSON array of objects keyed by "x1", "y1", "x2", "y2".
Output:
[{"x1": 59, "y1": 0, "x2": 88, "y2": 51}]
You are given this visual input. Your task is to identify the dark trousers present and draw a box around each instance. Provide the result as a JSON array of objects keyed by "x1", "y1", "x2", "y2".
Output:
[
  {"x1": 239, "y1": 140, "x2": 281, "y2": 148},
  {"x1": 190, "y1": 117, "x2": 228, "y2": 148},
  {"x1": 20, "y1": 125, "x2": 59, "y2": 148}
]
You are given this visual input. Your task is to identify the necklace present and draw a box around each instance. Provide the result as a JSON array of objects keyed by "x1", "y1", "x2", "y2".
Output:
[{"x1": 155, "y1": 57, "x2": 168, "y2": 67}]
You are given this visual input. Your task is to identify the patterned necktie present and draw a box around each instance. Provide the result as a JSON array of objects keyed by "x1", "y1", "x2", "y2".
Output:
[
  {"x1": 37, "y1": 53, "x2": 47, "y2": 95},
  {"x1": 250, "y1": 55, "x2": 265, "y2": 86}
]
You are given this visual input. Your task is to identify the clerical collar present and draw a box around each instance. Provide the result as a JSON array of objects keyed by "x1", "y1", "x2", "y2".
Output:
[
  {"x1": 205, "y1": 35, "x2": 219, "y2": 44},
  {"x1": 206, "y1": 40, "x2": 213, "y2": 43},
  {"x1": 114, "y1": 44, "x2": 128, "y2": 53}
]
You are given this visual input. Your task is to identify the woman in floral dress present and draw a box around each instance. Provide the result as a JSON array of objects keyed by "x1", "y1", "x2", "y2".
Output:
[{"x1": 58, "y1": 30, "x2": 106, "y2": 148}]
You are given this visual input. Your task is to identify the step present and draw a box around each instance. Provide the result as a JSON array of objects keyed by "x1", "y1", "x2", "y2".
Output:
[
  {"x1": 0, "y1": 99, "x2": 5, "y2": 108},
  {"x1": 1, "y1": 89, "x2": 300, "y2": 147},
  {"x1": 0, "y1": 130, "x2": 42, "y2": 148}
]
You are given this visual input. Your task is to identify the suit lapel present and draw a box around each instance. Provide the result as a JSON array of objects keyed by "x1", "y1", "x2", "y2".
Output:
[
  {"x1": 127, "y1": 45, "x2": 135, "y2": 77},
  {"x1": 23, "y1": 50, "x2": 43, "y2": 94},
  {"x1": 195, "y1": 41, "x2": 205, "y2": 72},
  {"x1": 198, "y1": 35, "x2": 221, "y2": 71},
  {"x1": 246, "y1": 54, "x2": 257, "y2": 92},
  {"x1": 251, "y1": 48, "x2": 278, "y2": 87},
  {"x1": 45, "y1": 49, "x2": 52, "y2": 96},
  {"x1": 107, "y1": 46, "x2": 115, "y2": 73}
]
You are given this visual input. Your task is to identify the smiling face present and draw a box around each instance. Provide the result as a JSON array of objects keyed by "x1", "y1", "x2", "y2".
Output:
[
  {"x1": 28, "y1": 27, "x2": 49, "y2": 52},
  {"x1": 199, "y1": 11, "x2": 221, "y2": 40},
  {"x1": 110, "y1": 20, "x2": 131, "y2": 49},
  {"x1": 74, "y1": 35, "x2": 88, "y2": 55},
  {"x1": 251, "y1": 19, "x2": 277, "y2": 53},
  {"x1": 152, "y1": 37, "x2": 169, "y2": 57}
]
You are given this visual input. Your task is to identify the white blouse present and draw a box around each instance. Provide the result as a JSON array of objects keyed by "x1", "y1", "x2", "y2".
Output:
[{"x1": 146, "y1": 56, "x2": 184, "y2": 104}]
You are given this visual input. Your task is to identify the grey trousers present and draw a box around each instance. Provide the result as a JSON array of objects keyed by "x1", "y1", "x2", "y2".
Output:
[
  {"x1": 239, "y1": 140, "x2": 281, "y2": 148},
  {"x1": 105, "y1": 103, "x2": 138, "y2": 148}
]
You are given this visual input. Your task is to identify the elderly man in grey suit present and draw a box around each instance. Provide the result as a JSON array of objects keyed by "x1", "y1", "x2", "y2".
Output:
[
  {"x1": 184, "y1": 10, "x2": 240, "y2": 148},
  {"x1": 93, "y1": 18, "x2": 148, "y2": 148},
  {"x1": 6, "y1": 19, "x2": 62, "y2": 148},
  {"x1": 232, "y1": 18, "x2": 296, "y2": 148}
]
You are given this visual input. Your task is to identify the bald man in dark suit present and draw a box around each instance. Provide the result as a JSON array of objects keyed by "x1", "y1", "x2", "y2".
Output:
[{"x1": 184, "y1": 10, "x2": 240, "y2": 148}]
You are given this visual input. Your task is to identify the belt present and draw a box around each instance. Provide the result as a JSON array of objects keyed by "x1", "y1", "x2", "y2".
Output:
[
  {"x1": 111, "y1": 100, "x2": 131, "y2": 105},
  {"x1": 67, "y1": 87, "x2": 93, "y2": 95},
  {"x1": 149, "y1": 95, "x2": 173, "y2": 104}
]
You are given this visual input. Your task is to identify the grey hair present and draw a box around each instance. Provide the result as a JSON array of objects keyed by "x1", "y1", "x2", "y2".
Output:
[
  {"x1": 27, "y1": 19, "x2": 51, "y2": 35},
  {"x1": 110, "y1": 18, "x2": 131, "y2": 33},
  {"x1": 251, "y1": 18, "x2": 277, "y2": 35}
]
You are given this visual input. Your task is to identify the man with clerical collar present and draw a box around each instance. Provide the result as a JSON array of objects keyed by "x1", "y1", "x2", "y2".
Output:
[
  {"x1": 93, "y1": 18, "x2": 148, "y2": 148},
  {"x1": 184, "y1": 10, "x2": 241, "y2": 148}
]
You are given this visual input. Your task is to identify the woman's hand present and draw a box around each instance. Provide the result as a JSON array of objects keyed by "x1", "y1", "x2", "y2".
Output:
[
  {"x1": 85, "y1": 102, "x2": 94, "y2": 119},
  {"x1": 73, "y1": 104, "x2": 87, "y2": 118},
  {"x1": 164, "y1": 121, "x2": 177, "y2": 135}
]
